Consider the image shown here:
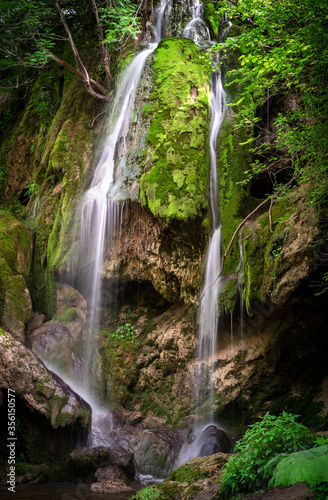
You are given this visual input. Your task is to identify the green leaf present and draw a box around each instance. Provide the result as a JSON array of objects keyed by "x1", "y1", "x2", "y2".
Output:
[{"x1": 269, "y1": 446, "x2": 328, "y2": 487}]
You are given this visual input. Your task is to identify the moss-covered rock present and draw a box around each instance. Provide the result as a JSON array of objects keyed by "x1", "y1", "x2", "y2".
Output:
[
  {"x1": 242, "y1": 186, "x2": 319, "y2": 313},
  {"x1": 98, "y1": 301, "x2": 196, "y2": 426},
  {"x1": 0, "y1": 210, "x2": 33, "y2": 340},
  {"x1": 132, "y1": 452, "x2": 230, "y2": 500},
  {"x1": 140, "y1": 37, "x2": 210, "y2": 221},
  {"x1": 217, "y1": 107, "x2": 250, "y2": 312},
  {"x1": 0, "y1": 329, "x2": 91, "y2": 428}
]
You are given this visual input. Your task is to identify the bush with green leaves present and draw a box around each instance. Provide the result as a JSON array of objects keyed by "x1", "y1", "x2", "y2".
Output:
[{"x1": 219, "y1": 412, "x2": 313, "y2": 498}]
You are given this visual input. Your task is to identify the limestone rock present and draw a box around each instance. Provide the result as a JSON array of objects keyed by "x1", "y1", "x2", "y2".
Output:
[
  {"x1": 91, "y1": 465, "x2": 134, "y2": 496},
  {"x1": 0, "y1": 329, "x2": 91, "y2": 429},
  {"x1": 95, "y1": 465, "x2": 127, "y2": 482}
]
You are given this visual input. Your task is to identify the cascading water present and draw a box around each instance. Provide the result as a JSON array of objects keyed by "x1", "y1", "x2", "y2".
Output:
[
  {"x1": 176, "y1": 6, "x2": 232, "y2": 467},
  {"x1": 76, "y1": 0, "x2": 171, "y2": 447},
  {"x1": 182, "y1": 0, "x2": 210, "y2": 43},
  {"x1": 79, "y1": 47, "x2": 156, "y2": 391},
  {"x1": 195, "y1": 68, "x2": 226, "y2": 422}
]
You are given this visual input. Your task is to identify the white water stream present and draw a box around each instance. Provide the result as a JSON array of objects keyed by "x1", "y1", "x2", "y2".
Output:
[
  {"x1": 182, "y1": 0, "x2": 210, "y2": 43},
  {"x1": 77, "y1": 0, "x2": 171, "y2": 447},
  {"x1": 176, "y1": 3, "x2": 232, "y2": 467}
]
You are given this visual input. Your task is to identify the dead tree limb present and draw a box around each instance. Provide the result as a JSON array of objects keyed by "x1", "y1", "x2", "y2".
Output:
[{"x1": 54, "y1": 0, "x2": 109, "y2": 101}]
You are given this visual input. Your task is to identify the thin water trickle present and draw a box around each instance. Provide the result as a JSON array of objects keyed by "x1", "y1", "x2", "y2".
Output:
[
  {"x1": 175, "y1": 8, "x2": 231, "y2": 467},
  {"x1": 196, "y1": 67, "x2": 227, "y2": 424}
]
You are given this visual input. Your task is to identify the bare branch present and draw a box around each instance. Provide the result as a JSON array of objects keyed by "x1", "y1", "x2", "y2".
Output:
[
  {"x1": 49, "y1": 53, "x2": 109, "y2": 97},
  {"x1": 54, "y1": 0, "x2": 109, "y2": 101}
]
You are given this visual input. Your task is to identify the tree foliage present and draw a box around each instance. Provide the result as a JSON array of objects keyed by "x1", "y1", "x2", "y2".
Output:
[
  {"x1": 0, "y1": 0, "x2": 140, "y2": 98},
  {"x1": 217, "y1": 0, "x2": 328, "y2": 205}
]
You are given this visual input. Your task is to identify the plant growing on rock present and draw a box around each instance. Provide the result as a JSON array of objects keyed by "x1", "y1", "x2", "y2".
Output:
[
  {"x1": 219, "y1": 412, "x2": 313, "y2": 498},
  {"x1": 112, "y1": 322, "x2": 135, "y2": 341}
]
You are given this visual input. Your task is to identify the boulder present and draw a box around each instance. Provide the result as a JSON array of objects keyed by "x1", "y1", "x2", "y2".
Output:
[
  {"x1": 69, "y1": 445, "x2": 135, "y2": 480},
  {"x1": 0, "y1": 329, "x2": 91, "y2": 429},
  {"x1": 29, "y1": 284, "x2": 88, "y2": 382},
  {"x1": 198, "y1": 425, "x2": 231, "y2": 456}
]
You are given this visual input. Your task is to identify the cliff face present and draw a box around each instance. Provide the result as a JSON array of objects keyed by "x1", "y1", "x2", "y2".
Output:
[{"x1": 0, "y1": 0, "x2": 327, "y2": 463}]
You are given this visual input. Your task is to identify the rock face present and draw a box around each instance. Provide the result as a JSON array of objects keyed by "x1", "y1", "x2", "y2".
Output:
[
  {"x1": 212, "y1": 282, "x2": 328, "y2": 433},
  {"x1": 0, "y1": 329, "x2": 91, "y2": 429},
  {"x1": 29, "y1": 283, "x2": 88, "y2": 382},
  {"x1": 98, "y1": 301, "x2": 196, "y2": 426},
  {"x1": 0, "y1": 210, "x2": 33, "y2": 341}
]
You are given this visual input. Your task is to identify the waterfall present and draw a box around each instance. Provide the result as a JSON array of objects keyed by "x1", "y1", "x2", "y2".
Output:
[
  {"x1": 79, "y1": 47, "x2": 156, "y2": 390},
  {"x1": 175, "y1": 8, "x2": 232, "y2": 468},
  {"x1": 196, "y1": 68, "x2": 226, "y2": 423},
  {"x1": 182, "y1": 0, "x2": 210, "y2": 43},
  {"x1": 75, "y1": 0, "x2": 171, "y2": 447}
]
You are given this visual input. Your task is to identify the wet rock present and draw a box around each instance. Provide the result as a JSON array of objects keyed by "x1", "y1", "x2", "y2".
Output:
[
  {"x1": 95, "y1": 465, "x2": 127, "y2": 482},
  {"x1": 26, "y1": 312, "x2": 46, "y2": 333},
  {"x1": 0, "y1": 329, "x2": 91, "y2": 429},
  {"x1": 114, "y1": 423, "x2": 186, "y2": 477},
  {"x1": 198, "y1": 425, "x2": 231, "y2": 456},
  {"x1": 69, "y1": 445, "x2": 135, "y2": 480},
  {"x1": 91, "y1": 464, "x2": 135, "y2": 495}
]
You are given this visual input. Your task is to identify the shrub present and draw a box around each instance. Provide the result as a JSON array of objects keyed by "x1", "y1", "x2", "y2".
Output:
[{"x1": 219, "y1": 412, "x2": 312, "y2": 498}]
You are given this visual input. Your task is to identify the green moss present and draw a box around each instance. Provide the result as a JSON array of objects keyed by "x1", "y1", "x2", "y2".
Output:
[
  {"x1": 242, "y1": 190, "x2": 306, "y2": 313},
  {"x1": 216, "y1": 113, "x2": 249, "y2": 312},
  {"x1": 0, "y1": 210, "x2": 33, "y2": 328},
  {"x1": 140, "y1": 38, "x2": 211, "y2": 221},
  {"x1": 55, "y1": 307, "x2": 77, "y2": 323}
]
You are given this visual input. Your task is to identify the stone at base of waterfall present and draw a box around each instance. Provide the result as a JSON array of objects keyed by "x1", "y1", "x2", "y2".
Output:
[
  {"x1": 95, "y1": 465, "x2": 127, "y2": 483},
  {"x1": 90, "y1": 480, "x2": 134, "y2": 494},
  {"x1": 198, "y1": 425, "x2": 232, "y2": 456}
]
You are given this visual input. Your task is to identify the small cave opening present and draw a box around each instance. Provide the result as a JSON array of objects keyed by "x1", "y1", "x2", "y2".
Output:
[
  {"x1": 18, "y1": 186, "x2": 30, "y2": 206},
  {"x1": 99, "y1": 278, "x2": 172, "y2": 329},
  {"x1": 249, "y1": 173, "x2": 274, "y2": 199}
]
